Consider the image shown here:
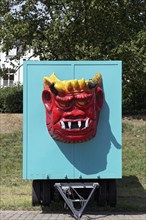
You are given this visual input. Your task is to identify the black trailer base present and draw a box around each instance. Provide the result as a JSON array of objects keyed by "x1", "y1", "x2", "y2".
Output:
[{"x1": 32, "y1": 179, "x2": 117, "y2": 219}]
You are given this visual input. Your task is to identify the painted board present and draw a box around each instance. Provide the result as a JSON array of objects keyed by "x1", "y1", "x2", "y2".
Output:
[{"x1": 23, "y1": 61, "x2": 122, "y2": 179}]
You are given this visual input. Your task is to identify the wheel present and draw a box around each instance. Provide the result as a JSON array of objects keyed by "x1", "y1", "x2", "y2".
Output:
[
  {"x1": 41, "y1": 180, "x2": 51, "y2": 206},
  {"x1": 53, "y1": 188, "x2": 60, "y2": 202},
  {"x1": 97, "y1": 180, "x2": 107, "y2": 207},
  {"x1": 107, "y1": 179, "x2": 117, "y2": 207},
  {"x1": 32, "y1": 180, "x2": 41, "y2": 206}
]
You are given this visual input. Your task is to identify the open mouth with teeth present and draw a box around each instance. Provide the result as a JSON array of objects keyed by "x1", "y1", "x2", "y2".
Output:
[{"x1": 60, "y1": 118, "x2": 90, "y2": 130}]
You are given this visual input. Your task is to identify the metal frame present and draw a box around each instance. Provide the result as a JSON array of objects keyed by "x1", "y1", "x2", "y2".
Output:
[{"x1": 54, "y1": 182, "x2": 99, "y2": 220}]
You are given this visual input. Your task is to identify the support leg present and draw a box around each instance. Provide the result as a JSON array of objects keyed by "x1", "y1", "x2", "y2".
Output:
[{"x1": 55, "y1": 182, "x2": 99, "y2": 220}]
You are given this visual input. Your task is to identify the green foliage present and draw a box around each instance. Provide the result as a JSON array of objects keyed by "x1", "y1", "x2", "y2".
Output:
[
  {"x1": 0, "y1": 0, "x2": 146, "y2": 113},
  {"x1": 111, "y1": 30, "x2": 146, "y2": 114},
  {"x1": 0, "y1": 67, "x2": 15, "y2": 77},
  {"x1": 0, "y1": 86, "x2": 23, "y2": 113}
]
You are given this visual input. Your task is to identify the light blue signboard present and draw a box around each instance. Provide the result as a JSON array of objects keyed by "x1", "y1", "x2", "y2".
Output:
[{"x1": 23, "y1": 61, "x2": 122, "y2": 180}]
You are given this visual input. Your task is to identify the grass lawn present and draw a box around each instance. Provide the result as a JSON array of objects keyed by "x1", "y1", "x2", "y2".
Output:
[{"x1": 0, "y1": 117, "x2": 146, "y2": 212}]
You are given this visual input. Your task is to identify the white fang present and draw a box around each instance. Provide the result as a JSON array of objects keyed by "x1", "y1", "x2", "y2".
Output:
[
  {"x1": 78, "y1": 121, "x2": 81, "y2": 128},
  {"x1": 68, "y1": 121, "x2": 71, "y2": 129},
  {"x1": 60, "y1": 121, "x2": 65, "y2": 129},
  {"x1": 85, "y1": 118, "x2": 89, "y2": 128}
]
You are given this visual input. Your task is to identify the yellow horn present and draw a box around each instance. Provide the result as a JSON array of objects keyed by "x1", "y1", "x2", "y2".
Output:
[
  {"x1": 92, "y1": 72, "x2": 102, "y2": 85},
  {"x1": 43, "y1": 72, "x2": 102, "y2": 94}
]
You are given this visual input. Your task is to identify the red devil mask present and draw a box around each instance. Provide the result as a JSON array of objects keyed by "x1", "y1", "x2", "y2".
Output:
[{"x1": 42, "y1": 73, "x2": 104, "y2": 143}]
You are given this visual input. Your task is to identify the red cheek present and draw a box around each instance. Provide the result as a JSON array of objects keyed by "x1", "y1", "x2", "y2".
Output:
[
  {"x1": 84, "y1": 99, "x2": 96, "y2": 119},
  {"x1": 51, "y1": 106, "x2": 64, "y2": 125}
]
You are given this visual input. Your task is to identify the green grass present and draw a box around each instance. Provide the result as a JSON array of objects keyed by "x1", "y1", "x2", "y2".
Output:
[
  {"x1": 122, "y1": 120, "x2": 146, "y2": 188},
  {"x1": 0, "y1": 132, "x2": 32, "y2": 210},
  {"x1": 0, "y1": 119, "x2": 146, "y2": 211}
]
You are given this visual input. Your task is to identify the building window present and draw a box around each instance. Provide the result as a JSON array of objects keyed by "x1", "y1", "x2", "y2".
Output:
[
  {"x1": 3, "y1": 75, "x2": 8, "y2": 86},
  {"x1": 10, "y1": 74, "x2": 14, "y2": 86},
  {"x1": 2, "y1": 74, "x2": 14, "y2": 87}
]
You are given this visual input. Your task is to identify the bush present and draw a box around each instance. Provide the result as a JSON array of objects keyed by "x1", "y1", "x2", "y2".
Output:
[
  {"x1": 0, "y1": 86, "x2": 23, "y2": 113},
  {"x1": 0, "y1": 83, "x2": 145, "y2": 115}
]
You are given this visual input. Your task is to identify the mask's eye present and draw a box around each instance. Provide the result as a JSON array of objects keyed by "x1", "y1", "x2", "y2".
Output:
[
  {"x1": 76, "y1": 98, "x2": 91, "y2": 107},
  {"x1": 57, "y1": 100, "x2": 72, "y2": 109},
  {"x1": 59, "y1": 101, "x2": 68, "y2": 108},
  {"x1": 77, "y1": 100, "x2": 86, "y2": 106}
]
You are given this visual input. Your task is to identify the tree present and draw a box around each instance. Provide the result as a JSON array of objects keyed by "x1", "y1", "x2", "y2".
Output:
[
  {"x1": 0, "y1": 0, "x2": 146, "y2": 113},
  {"x1": 0, "y1": 67, "x2": 15, "y2": 77},
  {"x1": 111, "y1": 29, "x2": 146, "y2": 113}
]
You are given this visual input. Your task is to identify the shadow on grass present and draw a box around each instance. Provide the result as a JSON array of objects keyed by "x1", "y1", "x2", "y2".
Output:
[
  {"x1": 123, "y1": 115, "x2": 146, "y2": 121},
  {"x1": 117, "y1": 175, "x2": 146, "y2": 212},
  {"x1": 41, "y1": 176, "x2": 146, "y2": 216}
]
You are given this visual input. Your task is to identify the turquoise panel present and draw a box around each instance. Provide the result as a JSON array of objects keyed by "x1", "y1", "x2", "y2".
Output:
[
  {"x1": 23, "y1": 61, "x2": 122, "y2": 179},
  {"x1": 73, "y1": 63, "x2": 122, "y2": 178}
]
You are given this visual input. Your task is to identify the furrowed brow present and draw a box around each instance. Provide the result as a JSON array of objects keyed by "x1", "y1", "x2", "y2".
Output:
[
  {"x1": 75, "y1": 93, "x2": 93, "y2": 100},
  {"x1": 56, "y1": 95, "x2": 74, "y2": 102}
]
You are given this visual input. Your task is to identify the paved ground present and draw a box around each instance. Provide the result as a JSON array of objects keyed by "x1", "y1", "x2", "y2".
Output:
[{"x1": 0, "y1": 211, "x2": 146, "y2": 220}]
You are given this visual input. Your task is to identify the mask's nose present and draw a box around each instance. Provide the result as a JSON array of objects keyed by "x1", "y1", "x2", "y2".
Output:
[{"x1": 63, "y1": 107, "x2": 86, "y2": 119}]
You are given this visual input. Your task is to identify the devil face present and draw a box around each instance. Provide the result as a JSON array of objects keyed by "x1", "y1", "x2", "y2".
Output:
[{"x1": 42, "y1": 73, "x2": 104, "y2": 143}]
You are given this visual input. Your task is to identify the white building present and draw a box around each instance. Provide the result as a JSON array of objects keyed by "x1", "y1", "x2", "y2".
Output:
[{"x1": 0, "y1": 48, "x2": 39, "y2": 87}]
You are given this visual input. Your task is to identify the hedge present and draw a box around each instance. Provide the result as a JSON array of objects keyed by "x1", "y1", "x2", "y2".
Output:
[
  {"x1": 0, "y1": 86, "x2": 23, "y2": 113},
  {"x1": 0, "y1": 85, "x2": 145, "y2": 115}
]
